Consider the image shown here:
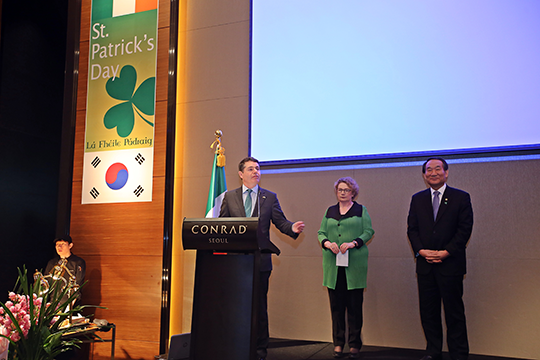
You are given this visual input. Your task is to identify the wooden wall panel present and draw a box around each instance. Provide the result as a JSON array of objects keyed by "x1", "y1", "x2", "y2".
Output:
[
  {"x1": 156, "y1": 28, "x2": 171, "y2": 102},
  {"x1": 80, "y1": 0, "x2": 91, "y2": 43},
  {"x1": 158, "y1": 0, "x2": 171, "y2": 29},
  {"x1": 153, "y1": 100, "x2": 169, "y2": 177},
  {"x1": 70, "y1": 180, "x2": 165, "y2": 256},
  {"x1": 70, "y1": 0, "x2": 172, "y2": 358},
  {"x1": 83, "y1": 256, "x2": 162, "y2": 339},
  {"x1": 93, "y1": 339, "x2": 159, "y2": 360},
  {"x1": 73, "y1": 109, "x2": 87, "y2": 181}
]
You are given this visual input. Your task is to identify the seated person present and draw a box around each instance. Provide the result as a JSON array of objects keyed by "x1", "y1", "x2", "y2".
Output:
[{"x1": 44, "y1": 235, "x2": 86, "y2": 308}]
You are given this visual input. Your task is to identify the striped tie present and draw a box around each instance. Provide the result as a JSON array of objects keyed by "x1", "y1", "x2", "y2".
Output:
[{"x1": 244, "y1": 189, "x2": 253, "y2": 217}]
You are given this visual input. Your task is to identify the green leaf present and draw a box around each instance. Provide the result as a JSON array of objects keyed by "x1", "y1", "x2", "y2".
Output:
[
  {"x1": 104, "y1": 102, "x2": 135, "y2": 138},
  {"x1": 132, "y1": 77, "x2": 156, "y2": 115},
  {"x1": 105, "y1": 65, "x2": 137, "y2": 101},
  {"x1": 102, "y1": 65, "x2": 155, "y2": 137}
]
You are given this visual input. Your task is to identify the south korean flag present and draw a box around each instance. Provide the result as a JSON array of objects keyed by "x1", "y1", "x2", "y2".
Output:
[{"x1": 82, "y1": 148, "x2": 153, "y2": 204}]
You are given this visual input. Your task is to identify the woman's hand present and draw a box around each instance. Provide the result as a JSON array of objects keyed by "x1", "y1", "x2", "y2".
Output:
[
  {"x1": 325, "y1": 241, "x2": 340, "y2": 254},
  {"x1": 339, "y1": 242, "x2": 355, "y2": 254}
]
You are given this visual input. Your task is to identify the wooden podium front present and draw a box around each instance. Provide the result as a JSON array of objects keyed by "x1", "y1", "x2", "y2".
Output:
[{"x1": 182, "y1": 218, "x2": 260, "y2": 360}]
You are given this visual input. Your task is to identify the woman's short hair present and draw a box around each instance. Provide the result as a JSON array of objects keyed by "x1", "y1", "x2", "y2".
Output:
[{"x1": 334, "y1": 177, "x2": 359, "y2": 200}]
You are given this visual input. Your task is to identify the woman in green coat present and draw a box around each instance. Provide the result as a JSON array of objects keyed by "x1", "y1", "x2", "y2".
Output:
[{"x1": 318, "y1": 177, "x2": 374, "y2": 359}]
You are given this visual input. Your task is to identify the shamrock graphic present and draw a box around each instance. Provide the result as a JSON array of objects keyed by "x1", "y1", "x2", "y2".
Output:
[{"x1": 104, "y1": 65, "x2": 155, "y2": 137}]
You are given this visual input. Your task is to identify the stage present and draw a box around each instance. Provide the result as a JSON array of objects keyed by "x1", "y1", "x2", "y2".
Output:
[{"x1": 266, "y1": 338, "x2": 529, "y2": 360}]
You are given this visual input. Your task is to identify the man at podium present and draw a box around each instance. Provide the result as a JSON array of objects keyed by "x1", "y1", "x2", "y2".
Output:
[{"x1": 220, "y1": 156, "x2": 305, "y2": 360}]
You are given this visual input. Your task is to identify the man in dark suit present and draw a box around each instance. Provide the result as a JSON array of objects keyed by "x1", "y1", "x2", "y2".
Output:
[
  {"x1": 220, "y1": 156, "x2": 305, "y2": 360},
  {"x1": 407, "y1": 157, "x2": 473, "y2": 360}
]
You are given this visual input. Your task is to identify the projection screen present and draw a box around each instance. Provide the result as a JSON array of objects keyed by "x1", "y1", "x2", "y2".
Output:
[{"x1": 251, "y1": 0, "x2": 540, "y2": 163}]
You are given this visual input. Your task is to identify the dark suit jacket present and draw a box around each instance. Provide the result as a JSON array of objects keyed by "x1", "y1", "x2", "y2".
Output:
[
  {"x1": 219, "y1": 186, "x2": 298, "y2": 271},
  {"x1": 407, "y1": 186, "x2": 473, "y2": 276},
  {"x1": 44, "y1": 253, "x2": 86, "y2": 304}
]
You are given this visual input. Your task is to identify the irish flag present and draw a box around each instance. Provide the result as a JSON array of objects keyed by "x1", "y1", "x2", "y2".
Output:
[
  {"x1": 92, "y1": 0, "x2": 157, "y2": 21},
  {"x1": 205, "y1": 153, "x2": 227, "y2": 218}
]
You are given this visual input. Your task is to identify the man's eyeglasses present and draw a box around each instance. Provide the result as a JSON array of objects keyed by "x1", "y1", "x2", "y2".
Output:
[{"x1": 337, "y1": 188, "x2": 352, "y2": 193}]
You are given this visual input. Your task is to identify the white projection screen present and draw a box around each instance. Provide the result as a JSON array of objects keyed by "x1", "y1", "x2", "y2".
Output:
[{"x1": 251, "y1": 0, "x2": 540, "y2": 163}]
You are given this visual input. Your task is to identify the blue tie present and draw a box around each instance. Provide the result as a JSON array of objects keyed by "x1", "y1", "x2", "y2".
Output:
[
  {"x1": 244, "y1": 189, "x2": 253, "y2": 217},
  {"x1": 433, "y1": 190, "x2": 440, "y2": 220}
]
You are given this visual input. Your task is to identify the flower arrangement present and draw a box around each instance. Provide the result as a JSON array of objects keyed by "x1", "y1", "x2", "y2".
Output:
[{"x1": 0, "y1": 267, "x2": 94, "y2": 360}]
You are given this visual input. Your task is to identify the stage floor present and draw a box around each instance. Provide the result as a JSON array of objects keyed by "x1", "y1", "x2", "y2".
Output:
[{"x1": 266, "y1": 338, "x2": 529, "y2": 360}]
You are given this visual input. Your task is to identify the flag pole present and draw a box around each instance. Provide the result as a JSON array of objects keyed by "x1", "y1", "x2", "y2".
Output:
[{"x1": 205, "y1": 130, "x2": 227, "y2": 218}]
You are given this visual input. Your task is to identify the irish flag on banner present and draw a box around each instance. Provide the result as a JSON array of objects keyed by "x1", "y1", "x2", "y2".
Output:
[
  {"x1": 205, "y1": 153, "x2": 227, "y2": 218},
  {"x1": 92, "y1": 0, "x2": 157, "y2": 21}
]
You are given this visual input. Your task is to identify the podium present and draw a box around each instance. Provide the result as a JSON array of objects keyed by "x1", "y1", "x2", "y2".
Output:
[{"x1": 182, "y1": 217, "x2": 260, "y2": 360}]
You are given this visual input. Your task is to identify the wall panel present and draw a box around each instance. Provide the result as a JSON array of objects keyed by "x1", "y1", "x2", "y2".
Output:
[
  {"x1": 179, "y1": 0, "x2": 540, "y2": 359},
  {"x1": 70, "y1": 0, "x2": 172, "y2": 358}
]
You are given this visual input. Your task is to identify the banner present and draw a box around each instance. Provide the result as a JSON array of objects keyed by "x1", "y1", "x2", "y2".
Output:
[{"x1": 82, "y1": 0, "x2": 158, "y2": 204}]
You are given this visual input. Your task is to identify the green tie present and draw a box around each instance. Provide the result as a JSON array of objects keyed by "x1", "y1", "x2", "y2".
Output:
[{"x1": 244, "y1": 189, "x2": 253, "y2": 217}]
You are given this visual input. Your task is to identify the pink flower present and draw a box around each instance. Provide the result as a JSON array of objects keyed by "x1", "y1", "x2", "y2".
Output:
[
  {"x1": 0, "y1": 291, "x2": 36, "y2": 342},
  {"x1": 0, "y1": 325, "x2": 9, "y2": 353},
  {"x1": 50, "y1": 316, "x2": 58, "y2": 326},
  {"x1": 11, "y1": 332, "x2": 20, "y2": 342}
]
